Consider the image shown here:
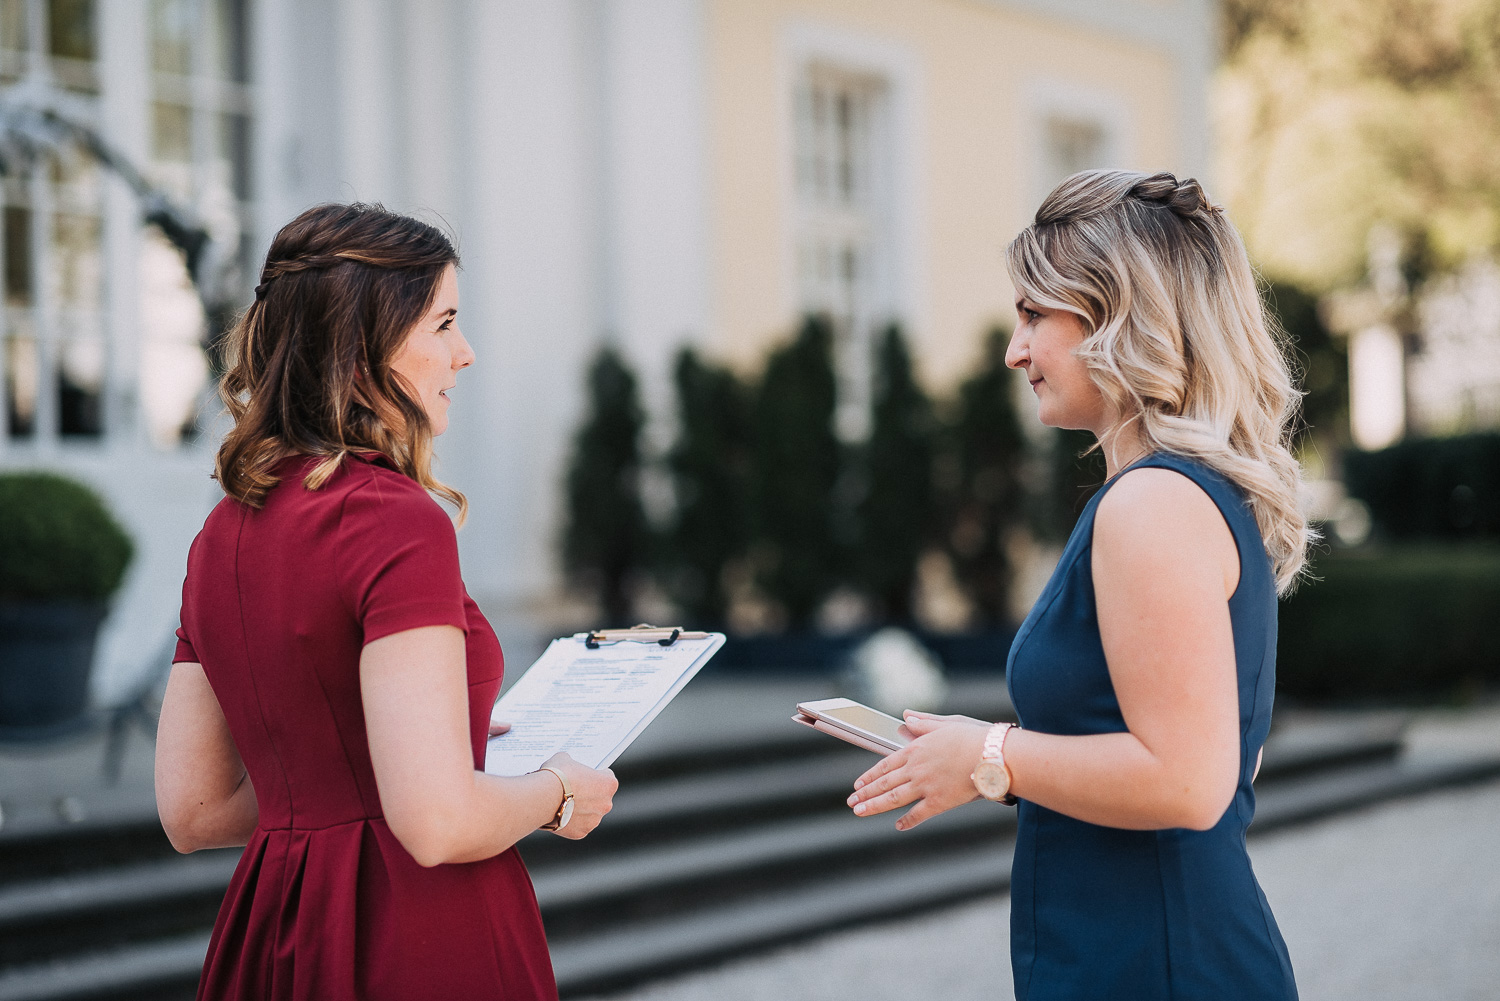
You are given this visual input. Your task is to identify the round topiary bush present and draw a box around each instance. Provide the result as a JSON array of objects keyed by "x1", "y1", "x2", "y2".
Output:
[{"x1": 0, "y1": 471, "x2": 134, "y2": 601}]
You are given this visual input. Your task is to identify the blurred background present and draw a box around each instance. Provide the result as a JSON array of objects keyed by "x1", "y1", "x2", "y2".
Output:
[{"x1": 1, "y1": 1, "x2": 1498, "y2": 999}]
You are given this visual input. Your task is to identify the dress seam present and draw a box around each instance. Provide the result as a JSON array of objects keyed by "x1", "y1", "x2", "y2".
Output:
[
  {"x1": 256, "y1": 816, "x2": 386, "y2": 833},
  {"x1": 228, "y1": 506, "x2": 293, "y2": 996}
]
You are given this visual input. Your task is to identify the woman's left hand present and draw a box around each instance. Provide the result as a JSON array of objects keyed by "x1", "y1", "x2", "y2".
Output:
[{"x1": 847, "y1": 712, "x2": 991, "y2": 830}]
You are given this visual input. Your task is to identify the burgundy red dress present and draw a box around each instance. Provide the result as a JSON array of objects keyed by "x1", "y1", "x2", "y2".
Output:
[{"x1": 174, "y1": 452, "x2": 556, "y2": 1000}]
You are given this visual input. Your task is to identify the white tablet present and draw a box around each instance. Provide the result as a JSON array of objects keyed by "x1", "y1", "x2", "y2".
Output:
[{"x1": 794, "y1": 697, "x2": 911, "y2": 754}]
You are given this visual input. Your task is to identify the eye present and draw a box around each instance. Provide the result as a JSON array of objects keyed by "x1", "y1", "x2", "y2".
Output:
[
  {"x1": 1021, "y1": 307, "x2": 1042, "y2": 322},
  {"x1": 438, "y1": 317, "x2": 453, "y2": 332}
]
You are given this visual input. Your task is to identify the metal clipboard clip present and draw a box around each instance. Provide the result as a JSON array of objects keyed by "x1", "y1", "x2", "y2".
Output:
[{"x1": 583, "y1": 624, "x2": 711, "y2": 649}]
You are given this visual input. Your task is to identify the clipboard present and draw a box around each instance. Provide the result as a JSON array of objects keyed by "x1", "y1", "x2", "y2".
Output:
[{"x1": 483, "y1": 625, "x2": 726, "y2": 776}]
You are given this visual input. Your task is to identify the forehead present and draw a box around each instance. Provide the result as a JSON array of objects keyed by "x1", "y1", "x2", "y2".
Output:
[{"x1": 428, "y1": 265, "x2": 459, "y2": 307}]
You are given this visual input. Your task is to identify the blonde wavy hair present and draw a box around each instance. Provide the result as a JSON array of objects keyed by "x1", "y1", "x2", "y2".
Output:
[{"x1": 1007, "y1": 169, "x2": 1312, "y2": 593}]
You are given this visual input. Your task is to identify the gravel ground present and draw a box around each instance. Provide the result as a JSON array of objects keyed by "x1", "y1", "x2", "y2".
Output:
[{"x1": 583, "y1": 779, "x2": 1500, "y2": 1001}]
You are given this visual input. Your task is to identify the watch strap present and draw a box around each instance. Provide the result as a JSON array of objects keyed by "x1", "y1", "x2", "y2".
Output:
[{"x1": 980, "y1": 722, "x2": 1019, "y2": 806}]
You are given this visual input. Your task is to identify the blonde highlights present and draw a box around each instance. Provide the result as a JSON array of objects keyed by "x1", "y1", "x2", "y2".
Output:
[
  {"x1": 1007, "y1": 170, "x2": 1312, "y2": 593},
  {"x1": 215, "y1": 203, "x2": 467, "y2": 524}
]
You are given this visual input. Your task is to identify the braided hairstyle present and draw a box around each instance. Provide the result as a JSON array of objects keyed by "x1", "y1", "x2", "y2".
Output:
[
  {"x1": 215, "y1": 202, "x2": 466, "y2": 520},
  {"x1": 1007, "y1": 170, "x2": 1312, "y2": 593}
]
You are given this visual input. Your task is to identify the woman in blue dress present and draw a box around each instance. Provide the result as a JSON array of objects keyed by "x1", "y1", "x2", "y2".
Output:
[{"x1": 848, "y1": 169, "x2": 1308, "y2": 1000}]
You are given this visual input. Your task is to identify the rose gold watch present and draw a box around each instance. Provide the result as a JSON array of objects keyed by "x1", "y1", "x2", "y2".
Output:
[
  {"x1": 971, "y1": 722, "x2": 1019, "y2": 805},
  {"x1": 538, "y1": 765, "x2": 575, "y2": 832}
]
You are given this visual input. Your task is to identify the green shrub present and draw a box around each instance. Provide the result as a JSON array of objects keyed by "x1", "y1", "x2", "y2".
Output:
[
  {"x1": 752, "y1": 315, "x2": 845, "y2": 629},
  {"x1": 0, "y1": 472, "x2": 134, "y2": 601},
  {"x1": 1033, "y1": 427, "x2": 1108, "y2": 544},
  {"x1": 663, "y1": 347, "x2": 753, "y2": 628},
  {"x1": 856, "y1": 324, "x2": 937, "y2": 624},
  {"x1": 1343, "y1": 433, "x2": 1500, "y2": 540},
  {"x1": 937, "y1": 327, "x2": 1028, "y2": 626},
  {"x1": 1277, "y1": 545, "x2": 1500, "y2": 702},
  {"x1": 562, "y1": 346, "x2": 649, "y2": 624}
]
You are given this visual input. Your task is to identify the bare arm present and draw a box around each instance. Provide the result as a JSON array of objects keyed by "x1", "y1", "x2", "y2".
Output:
[
  {"x1": 155, "y1": 662, "x2": 259, "y2": 852},
  {"x1": 360, "y1": 625, "x2": 617, "y2": 867},
  {"x1": 851, "y1": 468, "x2": 1243, "y2": 832}
]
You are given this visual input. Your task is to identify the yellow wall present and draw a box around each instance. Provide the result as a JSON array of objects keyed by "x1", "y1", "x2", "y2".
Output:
[{"x1": 705, "y1": 0, "x2": 1182, "y2": 387}]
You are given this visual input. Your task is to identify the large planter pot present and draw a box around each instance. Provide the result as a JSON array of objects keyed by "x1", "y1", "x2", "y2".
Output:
[{"x1": 0, "y1": 600, "x2": 107, "y2": 733}]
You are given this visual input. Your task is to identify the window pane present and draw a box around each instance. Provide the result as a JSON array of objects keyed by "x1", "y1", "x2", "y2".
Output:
[
  {"x1": 1044, "y1": 116, "x2": 1106, "y2": 181},
  {"x1": 150, "y1": 0, "x2": 192, "y2": 74},
  {"x1": 5, "y1": 315, "x2": 37, "y2": 437},
  {"x1": 4, "y1": 205, "x2": 30, "y2": 306},
  {"x1": 53, "y1": 211, "x2": 101, "y2": 307},
  {"x1": 139, "y1": 228, "x2": 208, "y2": 448},
  {"x1": 57, "y1": 322, "x2": 103, "y2": 436},
  {"x1": 153, "y1": 101, "x2": 193, "y2": 161},
  {"x1": 0, "y1": 0, "x2": 26, "y2": 82},
  {"x1": 212, "y1": 0, "x2": 249, "y2": 83},
  {"x1": 47, "y1": 0, "x2": 92, "y2": 60}
]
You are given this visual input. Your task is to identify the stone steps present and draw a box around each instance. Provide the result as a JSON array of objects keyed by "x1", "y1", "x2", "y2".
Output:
[{"x1": 1, "y1": 688, "x2": 1495, "y2": 1001}]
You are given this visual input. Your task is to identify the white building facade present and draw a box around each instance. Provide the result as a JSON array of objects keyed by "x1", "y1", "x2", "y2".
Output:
[{"x1": 0, "y1": 0, "x2": 1213, "y2": 702}]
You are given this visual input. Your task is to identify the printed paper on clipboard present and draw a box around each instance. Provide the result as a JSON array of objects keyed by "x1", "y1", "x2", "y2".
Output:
[{"x1": 483, "y1": 629, "x2": 725, "y2": 776}]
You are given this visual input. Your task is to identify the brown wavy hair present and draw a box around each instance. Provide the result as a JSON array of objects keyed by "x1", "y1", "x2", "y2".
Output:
[{"x1": 214, "y1": 202, "x2": 466, "y2": 522}]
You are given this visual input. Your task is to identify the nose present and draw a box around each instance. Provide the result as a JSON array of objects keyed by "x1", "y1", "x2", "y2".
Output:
[
  {"x1": 1004, "y1": 327, "x2": 1029, "y2": 371},
  {"x1": 453, "y1": 328, "x2": 475, "y2": 370}
]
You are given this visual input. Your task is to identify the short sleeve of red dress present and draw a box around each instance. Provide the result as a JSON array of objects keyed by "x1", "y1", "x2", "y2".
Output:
[
  {"x1": 174, "y1": 533, "x2": 202, "y2": 664},
  {"x1": 333, "y1": 478, "x2": 468, "y2": 644}
]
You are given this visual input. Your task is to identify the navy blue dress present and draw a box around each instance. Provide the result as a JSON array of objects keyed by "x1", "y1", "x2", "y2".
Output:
[{"x1": 1006, "y1": 452, "x2": 1297, "y2": 1001}]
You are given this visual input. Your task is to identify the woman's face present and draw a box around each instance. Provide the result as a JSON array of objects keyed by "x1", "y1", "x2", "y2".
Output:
[
  {"x1": 1004, "y1": 296, "x2": 1108, "y2": 432},
  {"x1": 390, "y1": 264, "x2": 472, "y2": 436}
]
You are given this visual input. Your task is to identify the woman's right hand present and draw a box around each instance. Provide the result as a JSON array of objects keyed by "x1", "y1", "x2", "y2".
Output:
[{"x1": 539, "y1": 752, "x2": 618, "y2": 840}]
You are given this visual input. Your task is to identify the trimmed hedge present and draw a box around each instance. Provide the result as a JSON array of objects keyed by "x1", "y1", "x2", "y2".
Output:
[
  {"x1": 0, "y1": 472, "x2": 134, "y2": 601},
  {"x1": 1343, "y1": 433, "x2": 1500, "y2": 540},
  {"x1": 1277, "y1": 545, "x2": 1500, "y2": 702}
]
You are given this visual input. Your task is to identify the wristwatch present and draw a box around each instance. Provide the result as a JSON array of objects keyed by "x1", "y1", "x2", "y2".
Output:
[
  {"x1": 971, "y1": 722, "x2": 1019, "y2": 805},
  {"x1": 537, "y1": 765, "x2": 575, "y2": 831}
]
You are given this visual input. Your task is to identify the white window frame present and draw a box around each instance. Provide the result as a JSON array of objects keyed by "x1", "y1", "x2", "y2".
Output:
[
  {"x1": 781, "y1": 21, "x2": 924, "y2": 441},
  {"x1": 0, "y1": 0, "x2": 256, "y2": 461},
  {"x1": 1025, "y1": 77, "x2": 1132, "y2": 212}
]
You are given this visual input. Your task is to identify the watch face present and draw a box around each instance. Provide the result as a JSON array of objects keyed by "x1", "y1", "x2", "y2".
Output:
[
  {"x1": 559, "y1": 798, "x2": 576, "y2": 829},
  {"x1": 973, "y1": 760, "x2": 1010, "y2": 801}
]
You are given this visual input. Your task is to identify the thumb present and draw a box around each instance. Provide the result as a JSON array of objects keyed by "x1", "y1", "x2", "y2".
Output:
[
  {"x1": 901, "y1": 714, "x2": 943, "y2": 736},
  {"x1": 488, "y1": 720, "x2": 512, "y2": 736}
]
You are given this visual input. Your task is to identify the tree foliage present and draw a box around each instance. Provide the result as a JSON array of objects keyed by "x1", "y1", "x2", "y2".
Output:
[
  {"x1": 938, "y1": 328, "x2": 1029, "y2": 626},
  {"x1": 1263, "y1": 279, "x2": 1349, "y2": 451},
  {"x1": 663, "y1": 347, "x2": 753, "y2": 627},
  {"x1": 1034, "y1": 428, "x2": 1109, "y2": 545},
  {"x1": 751, "y1": 315, "x2": 844, "y2": 629},
  {"x1": 855, "y1": 324, "x2": 937, "y2": 624},
  {"x1": 1217, "y1": 0, "x2": 1500, "y2": 287},
  {"x1": 562, "y1": 346, "x2": 648, "y2": 625}
]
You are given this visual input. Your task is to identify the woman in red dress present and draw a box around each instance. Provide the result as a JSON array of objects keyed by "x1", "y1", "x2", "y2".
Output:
[{"x1": 154, "y1": 203, "x2": 617, "y2": 1000}]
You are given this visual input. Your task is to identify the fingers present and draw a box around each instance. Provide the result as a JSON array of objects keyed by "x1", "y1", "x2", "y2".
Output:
[
  {"x1": 488, "y1": 720, "x2": 511, "y2": 736},
  {"x1": 896, "y1": 800, "x2": 937, "y2": 831},
  {"x1": 853, "y1": 747, "x2": 908, "y2": 790},
  {"x1": 900, "y1": 716, "x2": 943, "y2": 736},
  {"x1": 850, "y1": 780, "x2": 916, "y2": 817},
  {"x1": 848, "y1": 763, "x2": 908, "y2": 805}
]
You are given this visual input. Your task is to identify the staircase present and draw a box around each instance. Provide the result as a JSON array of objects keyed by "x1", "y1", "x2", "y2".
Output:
[{"x1": 1, "y1": 680, "x2": 1497, "y2": 1001}]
